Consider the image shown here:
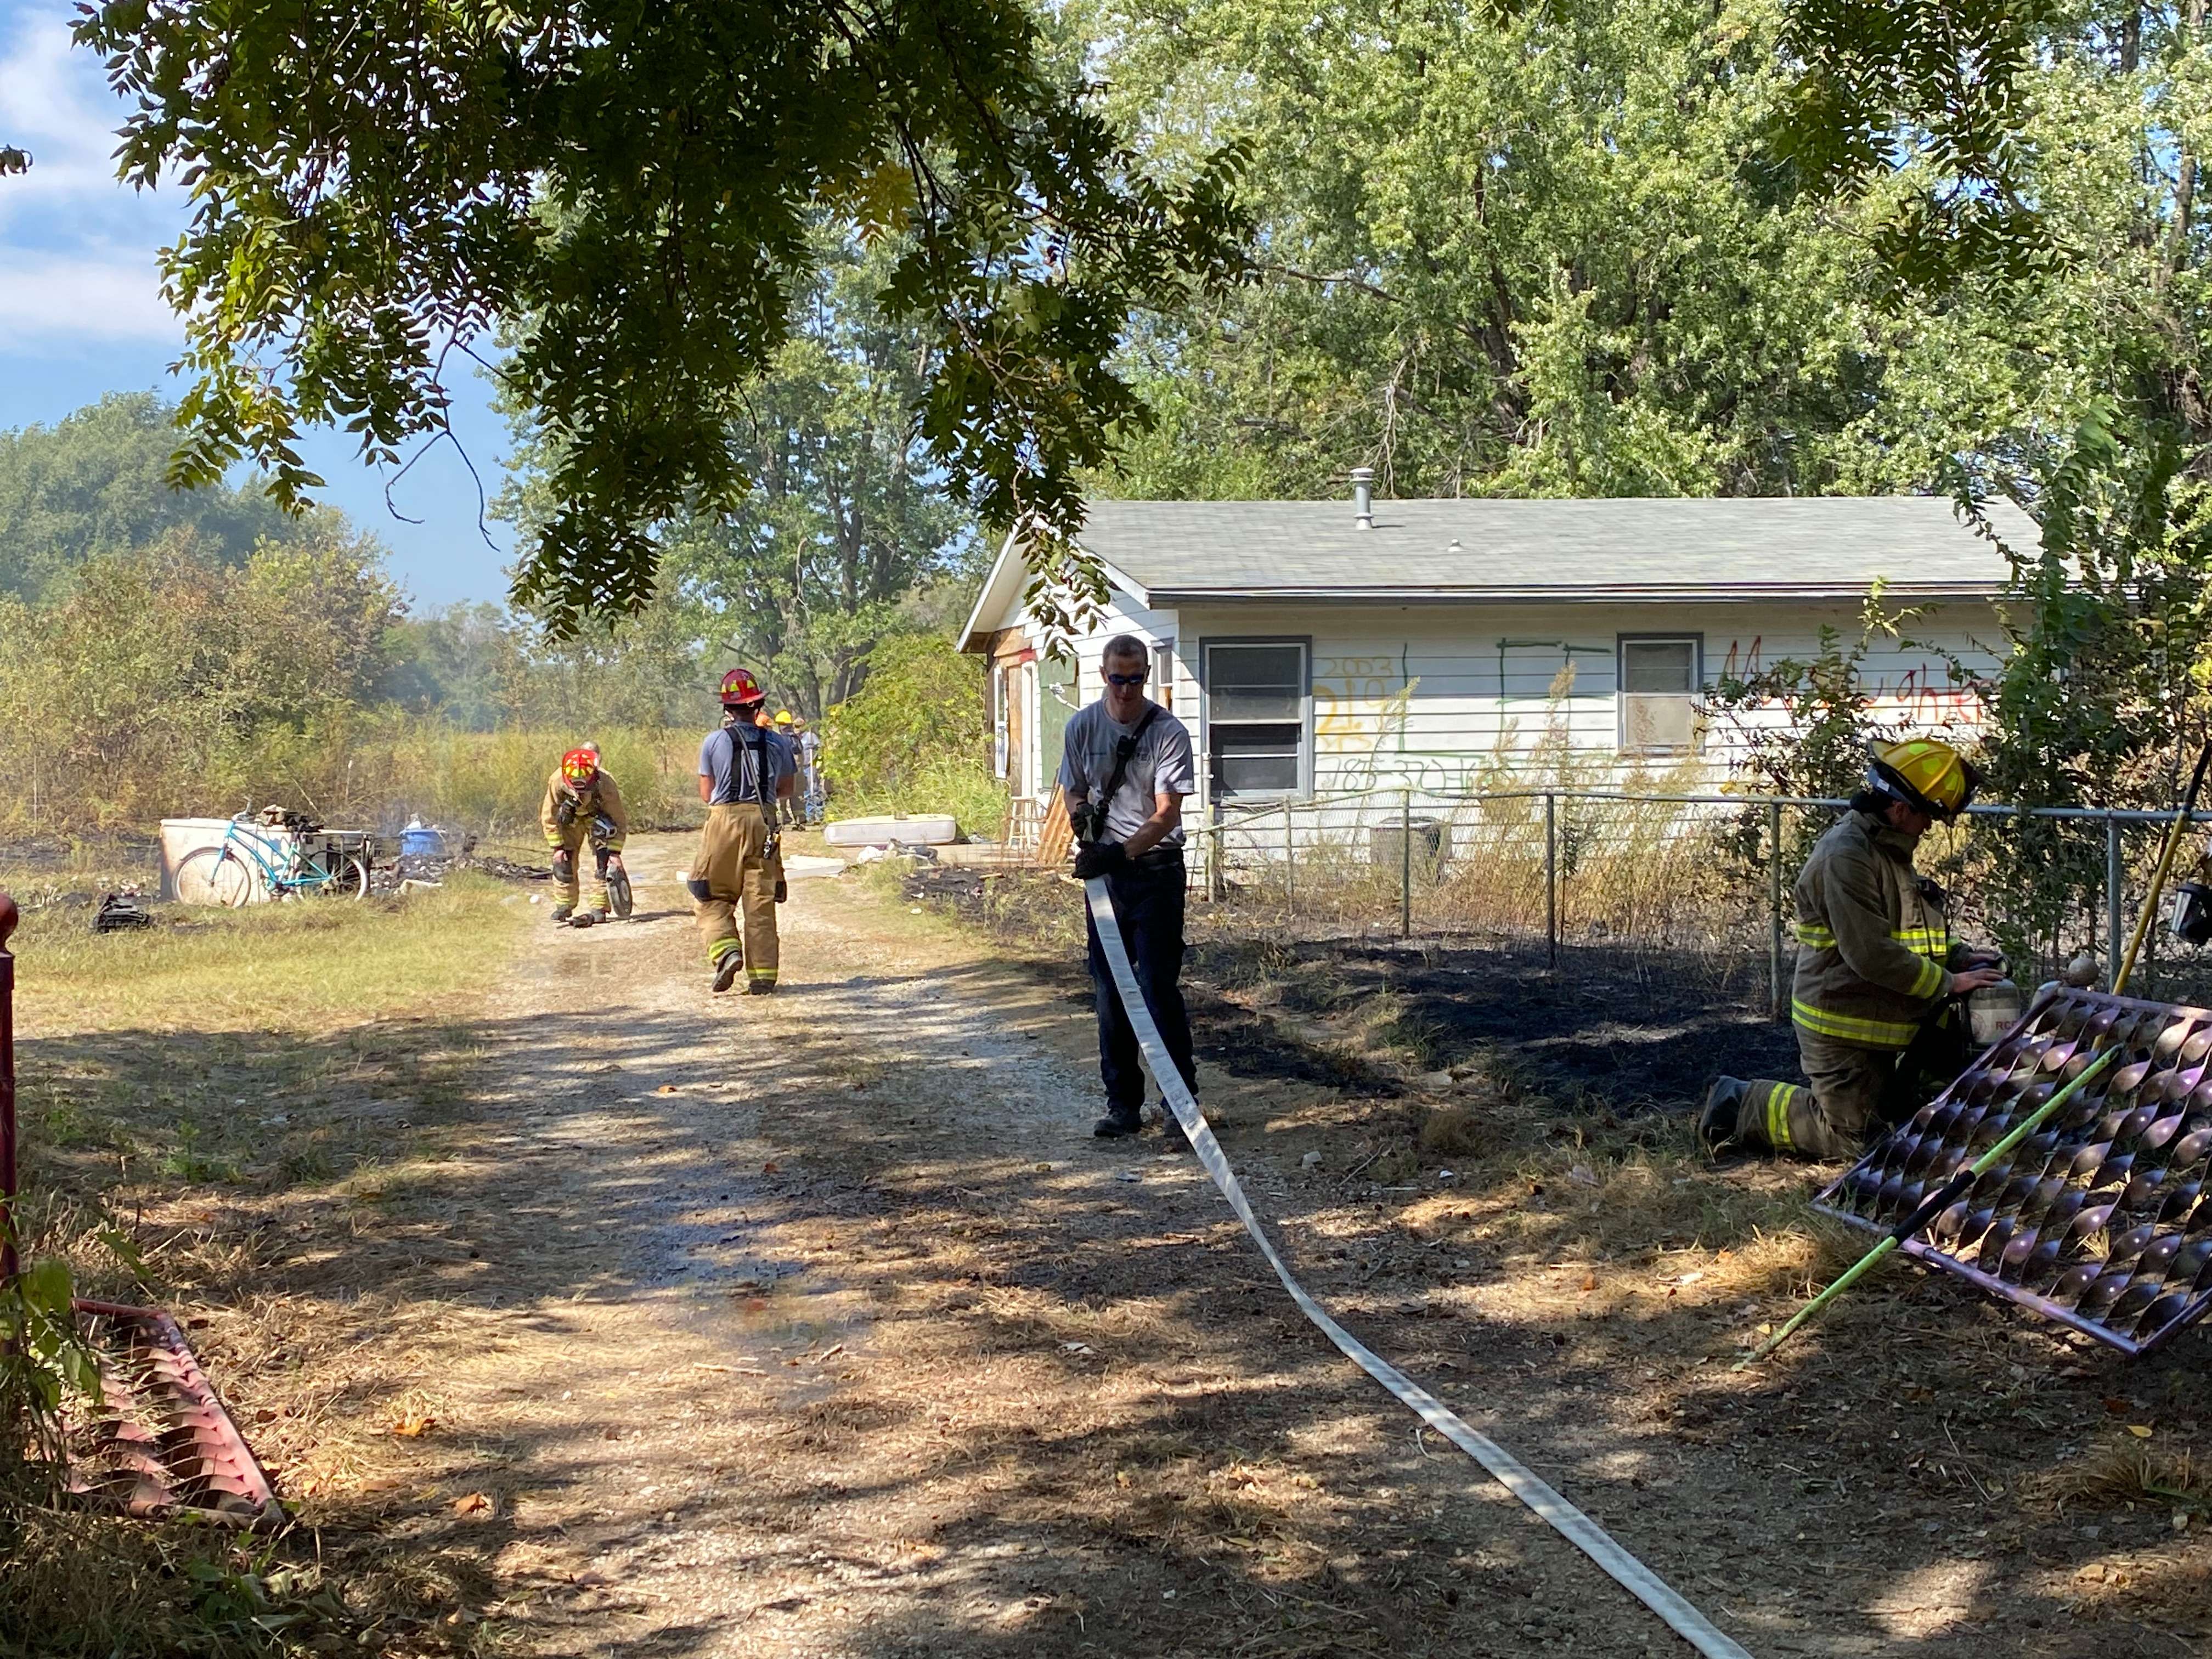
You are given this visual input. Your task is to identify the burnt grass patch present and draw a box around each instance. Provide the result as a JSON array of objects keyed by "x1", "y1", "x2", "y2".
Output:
[
  {"x1": 901, "y1": 865, "x2": 1797, "y2": 1108},
  {"x1": 1190, "y1": 935, "x2": 1802, "y2": 1111}
]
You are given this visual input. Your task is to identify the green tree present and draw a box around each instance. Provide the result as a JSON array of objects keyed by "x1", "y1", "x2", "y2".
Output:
[
  {"x1": 0, "y1": 529, "x2": 403, "y2": 827},
  {"x1": 659, "y1": 238, "x2": 981, "y2": 719},
  {"x1": 496, "y1": 233, "x2": 981, "y2": 719},
  {"x1": 62, "y1": 0, "x2": 1251, "y2": 636},
  {"x1": 0, "y1": 393, "x2": 306, "y2": 600},
  {"x1": 1082, "y1": 0, "x2": 1905, "y2": 500},
  {"x1": 1769, "y1": 4, "x2": 2212, "y2": 793}
]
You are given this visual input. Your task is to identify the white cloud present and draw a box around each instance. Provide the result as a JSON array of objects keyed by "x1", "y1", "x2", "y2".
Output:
[
  {"x1": 0, "y1": 9, "x2": 141, "y2": 214},
  {"x1": 0, "y1": 3, "x2": 185, "y2": 348},
  {"x1": 0, "y1": 251, "x2": 178, "y2": 345}
]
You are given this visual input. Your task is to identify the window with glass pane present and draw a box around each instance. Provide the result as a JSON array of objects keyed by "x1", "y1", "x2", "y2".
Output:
[
  {"x1": 1618, "y1": 637, "x2": 1701, "y2": 754},
  {"x1": 1206, "y1": 641, "x2": 1308, "y2": 798}
]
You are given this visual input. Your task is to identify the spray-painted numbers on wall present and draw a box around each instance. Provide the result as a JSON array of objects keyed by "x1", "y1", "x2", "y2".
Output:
[{"x1": 1312, "y1": 654, "x2": 1412, "y2": 751}]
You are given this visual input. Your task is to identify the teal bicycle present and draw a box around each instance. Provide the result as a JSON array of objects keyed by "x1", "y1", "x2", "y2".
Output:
[{"x1": 175, "y1": 814, "x2": 373, "y2": 907}]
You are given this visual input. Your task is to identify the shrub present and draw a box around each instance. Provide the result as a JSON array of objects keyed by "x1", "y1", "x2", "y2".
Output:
[{"x1": 822, "y1": 633, "x2": 1008, "y2": 836}]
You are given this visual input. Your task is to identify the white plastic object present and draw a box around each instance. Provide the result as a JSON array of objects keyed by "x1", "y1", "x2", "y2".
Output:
[{"x1": 823, "y1": 814, "x2": 958, "y2": 848}]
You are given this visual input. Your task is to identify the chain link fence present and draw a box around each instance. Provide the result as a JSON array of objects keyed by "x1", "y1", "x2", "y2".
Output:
[{"x1": 1192, "y1": 787, "x2": 2212, "y2": 1014}]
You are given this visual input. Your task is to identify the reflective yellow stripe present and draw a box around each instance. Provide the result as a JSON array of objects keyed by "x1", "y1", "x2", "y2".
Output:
[
  {"x1": 1909, "y1": 956, "x2": 1945, "y2": 999},
  {"x1": 1768, "y1": 1083, "x2": 1801, "y2": 1152},
  {"x1": 1802, "y1": 922, "x2": 1948, "y2": 956},
  {"x1": 1792, "y1": 997, "x2": 1920, "y2": 1048}
]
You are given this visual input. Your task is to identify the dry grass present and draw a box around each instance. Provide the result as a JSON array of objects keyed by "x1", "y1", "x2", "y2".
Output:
[
  {"x1": 1, "y1": 872, "x2": 530, "y2": 1656},
  {"x1": 1, "y1": 720, "x2": 706, "y2": 843},
  {"x1": 2035, "y1": 1436, "x2": 2210, "y2": 1516}
]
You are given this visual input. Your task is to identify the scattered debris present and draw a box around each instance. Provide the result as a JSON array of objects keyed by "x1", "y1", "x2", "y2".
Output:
[{"x1": 92, "y1": 889, "x2": 153, "y2": 932}]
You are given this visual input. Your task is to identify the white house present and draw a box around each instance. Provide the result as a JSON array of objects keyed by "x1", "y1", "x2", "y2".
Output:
[{"x1": 959, "y1": 488, "x2": 2036, "y2": 844}]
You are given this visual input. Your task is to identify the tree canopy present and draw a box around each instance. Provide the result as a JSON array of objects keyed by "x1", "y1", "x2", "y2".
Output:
[
  {"x1": 0, "y1": 392, "x2": 310, "y2": 601},
  {"x1": 1076, "y1": 0, "x2": 2208, "y2": 524},
  {"x1": 499, "y1": 233, "x2": 980, "y2": 718},
  {"x1": 64, "y1": 0, "x2": 1250, "y2": 636}
]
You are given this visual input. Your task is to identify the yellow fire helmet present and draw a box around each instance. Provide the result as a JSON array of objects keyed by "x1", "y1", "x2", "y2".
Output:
[
  {"x1": 774, "y1": 709, "x2": 794, "y2": 726},
  {"x1": 1868, "y1": 737, "x2": 1982, "y2": 822}
]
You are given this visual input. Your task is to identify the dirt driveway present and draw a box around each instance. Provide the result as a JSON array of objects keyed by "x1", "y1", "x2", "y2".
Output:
[{"x1": 294, "y1": 833, "x2": 2207, "y2": 1658}]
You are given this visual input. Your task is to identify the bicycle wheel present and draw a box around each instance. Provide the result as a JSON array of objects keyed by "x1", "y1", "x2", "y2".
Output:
[
  {"x1": 177, "y1": 847, "x2": 255, "y2": 907},
  {"x1": 306, "y1": 853, "x2": 369, "y2": 900}
]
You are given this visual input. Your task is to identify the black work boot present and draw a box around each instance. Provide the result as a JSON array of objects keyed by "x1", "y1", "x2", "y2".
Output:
[
  {"x1": 1093, "y1": 1104, "x2": 1143, "y2": 1139},
  {"x1": 712, "y1": 951, "x2": 744, "y2": 994},
  {"x1": 1158, "y1": 1105, "x2": 1193, "y2": 1152},
  {"x1": 1699, "y1": 1076, "x2": 1751, "y2": 1152}
]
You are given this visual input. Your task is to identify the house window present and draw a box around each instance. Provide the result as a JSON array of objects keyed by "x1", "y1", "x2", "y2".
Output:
[
  {"x1": 1618, "y1": 635, "x2": 1703, "y2": 754},
  {"x1": 1204, "y1": 639, "x2": 1310, "y2": 798},
  {"x1": 1152, "y1": 639, "x2": 1175, "y2": 712}
]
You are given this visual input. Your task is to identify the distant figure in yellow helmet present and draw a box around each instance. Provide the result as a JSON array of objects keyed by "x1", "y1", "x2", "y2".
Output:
[{"x1": 1701, "y1": 739, "x2": 2008, "y2": 1160}]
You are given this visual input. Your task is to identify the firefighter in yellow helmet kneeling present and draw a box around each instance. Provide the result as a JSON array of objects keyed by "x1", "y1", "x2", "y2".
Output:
[{"x1": 1701, "y1": 739, "x2": 2008, "y2": 1160}]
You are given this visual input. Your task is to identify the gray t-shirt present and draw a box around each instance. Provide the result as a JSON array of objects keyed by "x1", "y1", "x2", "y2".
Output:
[
  {"x1": 1057, "y1": 699, "x2": 1195, "y2": 848},
  {"x1": 699, "y1": 724, "x2": 797, "y2": 805}
]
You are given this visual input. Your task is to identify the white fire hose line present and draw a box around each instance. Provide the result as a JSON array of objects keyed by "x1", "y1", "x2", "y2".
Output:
[{"x1": 1085, "y1": 878, "x2": 1755, "y2": 1659}]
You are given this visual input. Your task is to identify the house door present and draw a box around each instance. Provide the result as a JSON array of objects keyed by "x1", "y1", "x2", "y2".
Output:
[{"x1": 1037, "y1": 652, "x2": 1079, "y2": 797}]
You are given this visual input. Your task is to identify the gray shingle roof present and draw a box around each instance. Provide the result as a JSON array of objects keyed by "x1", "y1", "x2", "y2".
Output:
[{"x1": 1079, "y1": 495, "x2": 2036, "y2": 602}]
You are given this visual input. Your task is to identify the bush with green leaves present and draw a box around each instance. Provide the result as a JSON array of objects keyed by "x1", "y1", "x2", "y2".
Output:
[{"x1": 821, "y1": 634, "x2": 1007, "y2": 836}]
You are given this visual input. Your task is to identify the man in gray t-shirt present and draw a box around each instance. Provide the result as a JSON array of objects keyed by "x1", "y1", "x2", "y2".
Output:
[{"x1": 1060, "y1": 634, "x2": 1200, "y2": 1148}]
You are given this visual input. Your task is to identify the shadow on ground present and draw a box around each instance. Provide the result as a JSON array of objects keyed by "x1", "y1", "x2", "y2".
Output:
[{"x1": 13, "y1": 913, "x2": 2211, "y2": 1658}]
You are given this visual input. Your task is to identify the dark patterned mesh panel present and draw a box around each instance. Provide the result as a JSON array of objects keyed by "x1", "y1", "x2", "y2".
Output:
[{"x1": 1814, "y1": 989, "x2": 2212, "y2": 1356}]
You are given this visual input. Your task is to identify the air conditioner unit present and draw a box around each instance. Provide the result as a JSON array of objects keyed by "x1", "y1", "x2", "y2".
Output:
[{"x1": 1622, "y1": 693, "x2": 1701, "y2": 753}]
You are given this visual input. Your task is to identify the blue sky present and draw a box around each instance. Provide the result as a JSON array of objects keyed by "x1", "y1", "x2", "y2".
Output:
[{"x1": 0, "y1": 1, "x2": 517, "y2": 609}]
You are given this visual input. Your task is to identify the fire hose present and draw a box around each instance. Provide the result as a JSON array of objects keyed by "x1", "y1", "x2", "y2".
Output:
[{"x1": 1084, "y1": 877, "x2": 1755, "y2": 1659}]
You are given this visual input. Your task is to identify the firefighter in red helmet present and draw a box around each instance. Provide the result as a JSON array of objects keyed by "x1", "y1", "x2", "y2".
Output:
[
  {"x1": 540, "y1": 743, "x2": 628, "y2": 925},
  {"x1": 690, "y1": 669, "x2": 796, "y2": 992}
]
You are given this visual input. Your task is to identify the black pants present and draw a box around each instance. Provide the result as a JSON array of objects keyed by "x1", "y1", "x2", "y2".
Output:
[{"x1": 1086, "y1": 854, "x2": 1198, "y2": 1114}]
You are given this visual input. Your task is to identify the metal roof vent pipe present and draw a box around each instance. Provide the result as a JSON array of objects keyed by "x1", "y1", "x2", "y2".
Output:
[{"x1": 1351, "y1": 466, "x2": 1375, "y2": 531}]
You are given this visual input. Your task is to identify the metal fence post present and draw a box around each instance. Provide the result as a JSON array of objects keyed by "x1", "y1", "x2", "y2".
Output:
[
  {"x1": 1283, "y1": 805, "x2": 1295, "y2": 915},
  {"x1": 1, "y1": 891, "x2": 17, "y2": 1286},
  {"x1": 1544, "y1": 792, "x2": 1558, "y2": 970},
  {"x1": 2107, "y1": 812, "x2": 2124, "y2": 985},
  {"x1": 1769, "y1": 798, "x2": 1785, "y2": 1024},
  {"x1": 1400, "y1": 789, "x2": 1413, "y2": 939}
]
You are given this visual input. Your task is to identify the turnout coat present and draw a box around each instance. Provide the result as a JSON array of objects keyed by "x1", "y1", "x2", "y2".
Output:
[{"x1": 1789, "y1": 810, "x2": 1972, "y2": 1050}]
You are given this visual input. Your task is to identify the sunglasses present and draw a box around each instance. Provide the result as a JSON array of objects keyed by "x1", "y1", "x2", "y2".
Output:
[{"x1": 1105, "y1": 669, "x2": 1149, "y2": 687}]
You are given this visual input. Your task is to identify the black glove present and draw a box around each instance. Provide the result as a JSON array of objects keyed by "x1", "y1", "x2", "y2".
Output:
[
  {"x1": 1073, "y1": 840, "x2": 1127, "y2": 881},
  {"x1": 551, "y1": 848, "x2": 574, "y2": 882}
]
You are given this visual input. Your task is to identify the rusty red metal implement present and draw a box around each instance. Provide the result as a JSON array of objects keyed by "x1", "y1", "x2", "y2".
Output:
[
  {"x1": 0, "y1": 889, "x2": 283, "y2": 1528},
  {"x1": 67, "y1": 1299, "x2": 284, "y2": 1527},
  {"x1": 1816, "y1": 987, "x2": 2212, "y2": 1356}
]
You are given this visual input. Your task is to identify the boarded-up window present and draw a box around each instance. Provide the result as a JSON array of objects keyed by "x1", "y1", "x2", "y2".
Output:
[
  {"x1": 1205, "y1": 640, "x2": 1309, "y2": 798},
  {"x1": 1618, "y1": 637, "x2": 1702, "y2": 754}
]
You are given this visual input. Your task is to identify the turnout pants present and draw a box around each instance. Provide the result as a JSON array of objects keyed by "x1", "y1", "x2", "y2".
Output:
[
  {"x1": 693, "y1": 803, "x2": 782, "y2": 986},
  {"x1": 1087, "y1": 853, "x2": 1198, "y2": 1114},
  {"x1": 548, "y1": 822, "x2": 613, "y2": 912},
  {"x1": 1738, "y1": 1014, "x2": 1969, "y2": 1160}
]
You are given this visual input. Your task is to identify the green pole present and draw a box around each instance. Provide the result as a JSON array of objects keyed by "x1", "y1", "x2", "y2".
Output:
[{"x1": 1736, "y1": 1043, "x2": 2118, "y2": 1370}]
